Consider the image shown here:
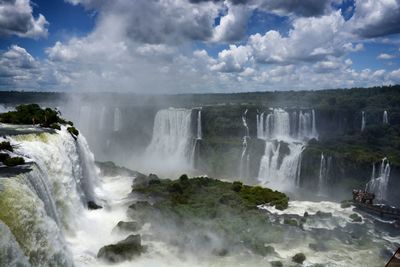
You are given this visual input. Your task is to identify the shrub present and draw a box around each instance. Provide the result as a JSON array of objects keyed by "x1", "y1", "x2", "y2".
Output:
[
  {"x1": 0, "y1": 141, "x2": 13, "y2": 152},
  {"x1": 67, "y1": 126, "x2": 79, "y2": 137},
  {"x1": 49, "y1": 123, "x2": 61, "y2": 130},
  {"x1": 3, "y1": 157, "x2": 25, "y2": 167},
  {"x1": 0, "y1": 153, "x2": 10, "y2": 162},
  {"x1": 232, "y1": 181, "x2": 243, "y2": 192},
  {"x1": 179, "y1": 174, "x2": 189, "y2": 183}
]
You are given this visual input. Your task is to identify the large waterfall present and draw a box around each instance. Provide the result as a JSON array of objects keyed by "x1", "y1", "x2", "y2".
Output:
[
  {"x1": 366, "y1": 158, "x2": 391, "y2": 201},
  {"x1": 361, "y1": 111, "x2": 366, "y2": 131},
  {"x1": 145, "y1": 108, "x2": 196, "y2": 174},
  {"x1": 317, "y1": 153, "x2": 331, "y2": 196},
  {"x1": 0, "y1": 126, "x2": 100, "y2": 266},
  {"x1": 239, "y1": 109, "x2": 250, "y2": 180},
  {"x1": 257, "y1": 108, "x2": 317, "y2": 190}
]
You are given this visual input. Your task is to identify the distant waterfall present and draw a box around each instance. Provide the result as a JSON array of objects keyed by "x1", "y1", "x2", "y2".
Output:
[
  {"x1": 383, "y1": 110, "x2": 389, "y2": 124},
  {"x1": 257, "y1": 108, "x2": 317, "y2": 189},
  {"x1": 361, "y1": 111, "x2": 366, "y2": 131},
  {"x1": 145, "y1": 108, "x2": 195, "y2": 172},
  {"x1": 191, "y1": 109, "x2": 202, "y2": 168},
  {"x1": 0, "y1": 126, "x2": 100, "y2": 266},
  {"x1": 113, "y1": 107, "x2": 122, "y2": 132},
  {"x1": 366, "y1": 158, "x2": 390, "y2": 201},
  {"x1": 256, "y1": 108, "x2": 317, "y2": 141},
  {"x1": 99, "y1": 106, "x2": 107, "y2": 131},
  {"x1": 239, "y1": 109, "x2": 250, "y2": 180},
  {"x1": 318, "y1": 153, "x2": 331, "y2": 196}
]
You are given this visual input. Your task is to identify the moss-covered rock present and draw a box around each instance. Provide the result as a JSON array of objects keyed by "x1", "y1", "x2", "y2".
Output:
[
  {"x1": 67, "y1": 127, "x2": 79, "y2": 138},
  {"x1": 97, "y1": 234, "x2": 145, "y2": 263},
  {"x1": 292, "y1": 252, "x2": 306, "y2": 264},
  {"x1": 349, "y1": 213, "x2": 362, "y2": 222},
  {"x1": 3, "y1": 157, "x2": 25, "y2": 167},
  {"x1": 0, "y1": 141, "x2": 13, "y2": 152},
  {"x1": 115, "y1": 221, "x2": 142, "y2": 232},
  {"x1": 283, "y1": 218, "x2": 298, "y2": 226}
]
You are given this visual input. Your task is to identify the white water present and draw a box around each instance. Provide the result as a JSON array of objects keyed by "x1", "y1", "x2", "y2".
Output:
[
  {"x1": 366, "y1": 158, "x2": 391, "y2": 201},
  {"x1": 361, "y1": 111, "x2": 366, "y2": 131},
  {"x1": 317, "y1": 153, "x2": 331, "y2": 196},
  {"x1": 239, "y1": 109, "x2": 250, "y2": 180},
  {"x1": 383, "y1": 110, "x2": 389, "y2": 124},
  {"x1": 257, "y1": 108, "x2": 317, "y2": 190},
  {"x1": 114, "y1": 108, "x2": 122, "y2": 132},
  {"x1": 145, "y1": 108, "x2": 195, "y2": 174}
]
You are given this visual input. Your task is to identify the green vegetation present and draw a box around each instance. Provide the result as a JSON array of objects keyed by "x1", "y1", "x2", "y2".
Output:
[
  {"x1": 0, "y1": 104, "x2": 66, "y2": 126},
  {"x1": 130, "y1": 175, "x2": 288, "y2": 256},
  {"x1": 67, "y1": 126, "x2": 79, "y2": 138},
  {"x1": 3, "y1": 157, "x2": 25, "y2": 167},
  {"x1": 349, "y1": 213, "x2": 362, "y2": 222}
]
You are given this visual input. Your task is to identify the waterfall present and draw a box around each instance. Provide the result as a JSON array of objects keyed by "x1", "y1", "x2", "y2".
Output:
[
  {"x1": 113, "y1": 107, "x2": 122, "y2": 132},
  {"x1": 366, "y1": 158, "x2": 390, "y2": 201},
  {"x1": 99, "y1": 106, "x2": 107, "y2": 131},
  {"x1": 239, "y1": 109, "x2": 250, "y2": 180},
  {"x1": 317, "y1": 153, "x2": 331, "y2": 196},
  {"x1": 257, "y1": 108, "x2": 317, "y2": 189},
  {"x1": 197, "y1": 109, "x2": 202, "y2": 140},
  {"x1": 361, "y1": 111, "x2": 366, "y2": 131},
  {"x1": 383, "y1": 110, "x2": 389, "y2": 124},
  {"x1": 0, "y1": 125, "x2": 100, "y2": 266},
  {"x1": 145, "y1": 108, "x2": 194, "y2": 172},
  {"x1": 256, "y1": 108, "x2": 317, "y2": 141}
]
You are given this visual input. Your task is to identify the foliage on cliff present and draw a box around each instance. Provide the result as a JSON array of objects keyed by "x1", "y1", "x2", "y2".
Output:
[
  {"x1": 0, "y1": 104, "x2": 67, "y2": 126},
  {"x1": 130, "y1": 174, "x2": 288, "y2": 257}
]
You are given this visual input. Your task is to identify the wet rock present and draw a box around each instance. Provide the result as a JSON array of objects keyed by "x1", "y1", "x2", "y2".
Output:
[
  {"x1": 270, "y1": 261, "x2": 283, "y2": 267},
  {"x1": 116, "y1": 221, "x2": 142, "y2": 232},
  {"x1": 87, "y1": 201, "x2": 102, "y2": 210},
  {"x1": 97, "y1": 234, "x2": 145, "y2": 263},
  {"x1": 129, "y1": 201, "x2": 152, "y2": 211},
  {"x1": 292, "y1": 253, "x2": 306, "y2": 264},
  {"x1": 349, "y1": 213, "x2": 362, "y2": 222},
  {"x1": 308, "y1": 242, "x2": 327, "y2": 252},
  {"x1": 284, "y1": 218, "x2": 298, "y2": 226},
  {"x1": 315, "y1": 211, "x2": 332, "y2": 218}
]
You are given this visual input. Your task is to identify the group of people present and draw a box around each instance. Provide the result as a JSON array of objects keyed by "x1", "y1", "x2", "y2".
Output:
[{"x1": 352, "y1": 189, "x2": 375, "y2": 204}]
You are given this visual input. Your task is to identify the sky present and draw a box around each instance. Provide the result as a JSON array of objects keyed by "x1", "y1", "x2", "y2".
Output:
[{"x1": 0, "y1": 0, "x2": 400, "y2": 93}]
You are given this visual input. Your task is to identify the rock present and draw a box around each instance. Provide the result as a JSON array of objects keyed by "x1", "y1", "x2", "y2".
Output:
[
  {"x1": 270, "y1": 261, "x2": 283, "y2": 267},
  {"x1": 116, "y1": 221, "x2": 142, "y2": 232},
  {"x1": 129, "y1": 201, "x2": 152, "y2": 211},
  {"x1": 308, "y1": 243, "x2": 327, "y2": 252},
  {"x1": 292, "y1": 253, "x2": 306, "y2": 264},
  {"x1": 349, "y1": 213, "x2": 362, "y2": 222},
  {"x1": 97, "y1": 234, "x2": 145, "y2": 263},
  {"x1": 87, "y1": 201, "x2": 102, "y2": 210},
  {"x1": 283, "y1": 218, "x2": 298, "y2": 226},
  {"x1": 315, "y1": 211, "x2": 332, "y2": 218}
]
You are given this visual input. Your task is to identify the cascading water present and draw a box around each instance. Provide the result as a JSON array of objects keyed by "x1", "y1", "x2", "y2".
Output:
[
  {"x1": 0, "y1": 126, "x2": 102, "y2": 266},
  {"x1": 317, "y1": 153, "x2": 331, "y2": 196},
  {"x1": 366, "y1": 158, "x2": 390, "y2": 201},
  {"x1": 145, "y1": 108, "x2": 195, "y2": 173},
  {"x1": 383, "y1": 110, "x2": 389, "y2": 124},
  {"x1": 257, "y1": 108, "x2": 317, "y2": 189},
  {"x1": 113, "y1": 107, "x2": 122, "y2": 132},
  {"x1": 239, "y1": 109, "x2": 250, "y2": 180},
  {"x1": 190, "y1": 109, "x2": 202, "y2": 168},
  {"x1": 361, "y1": 111, "x2": 366, "y2": 131}
]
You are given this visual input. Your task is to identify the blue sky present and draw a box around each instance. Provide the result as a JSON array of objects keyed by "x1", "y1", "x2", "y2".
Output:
[{"x1": 0, "y1": 0, "x2": 400, "y2": 93}]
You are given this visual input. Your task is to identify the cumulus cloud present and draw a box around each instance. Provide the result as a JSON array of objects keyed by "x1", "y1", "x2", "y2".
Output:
[
  {"x1": 256, "y1": 0, "x2": 332, "y2": 17},
  {"x1": 0, "y1": 0, "x2": 48, "y2": 38},
  {"x1": 377, "y1": 53, "x2": 396, "y2": 60},
  {"x1": 350, "y1": 0, "x2": 400, "y2": 38}
]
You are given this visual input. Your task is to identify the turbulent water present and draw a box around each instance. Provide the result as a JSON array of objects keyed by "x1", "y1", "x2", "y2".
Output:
[
  {"x1": 0, "y1": 124, "x2": 399, "y2": 267},
  {"x1": 257, "y1": 109, "x2": 317, "y2": 190}
]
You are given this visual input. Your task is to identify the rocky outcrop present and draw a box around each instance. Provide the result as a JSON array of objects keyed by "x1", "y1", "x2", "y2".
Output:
[{"x1": 97, "y1": 234, "x2": 145, "y2": 263}]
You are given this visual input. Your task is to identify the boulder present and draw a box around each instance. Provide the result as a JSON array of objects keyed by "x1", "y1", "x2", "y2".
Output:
[
  {"x1": 115, "y1": 221, "x2": 142, "y2": 232},
  {"x1": 97, "y1": 234, "x2": 145, "y2": 263},
  {"x1": 270, "y1": 261, "x2": 283, "y2": 267},
  {"x1": 292, "y1": 253, "x2": 306, "y2": 264},
  {"x1": 87, "y1": 201, "x2": 103, "y2": 210}
]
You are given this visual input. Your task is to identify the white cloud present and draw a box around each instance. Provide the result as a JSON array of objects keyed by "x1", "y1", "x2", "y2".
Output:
[
  {"x1": 0, "y1": 0, "x2": 48, "y2": 38},
  {"x1": 377, "y1": 53, "x2": 396, "y2": 60}
]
